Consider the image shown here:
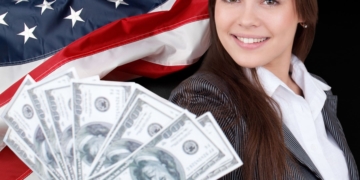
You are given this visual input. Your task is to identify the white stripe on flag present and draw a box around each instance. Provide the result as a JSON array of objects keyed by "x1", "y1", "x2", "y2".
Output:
[
  {"x1": 24, "y1": 173, "x2": 41, "y2": 180},
  {"x1": 0, "y1": 57, "x2": 49, "y2": 95},
  {"x1": 150, "y1": 0, "x2": 176, "y2": 12}
]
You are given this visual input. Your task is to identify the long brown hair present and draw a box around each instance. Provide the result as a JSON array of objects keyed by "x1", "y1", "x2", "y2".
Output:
[{"x1": 201, "y1": 0, "x2": 318, "y2": 179}]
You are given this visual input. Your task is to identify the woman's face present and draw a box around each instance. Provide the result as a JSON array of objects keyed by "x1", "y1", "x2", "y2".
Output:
[{"x1": 215, "y1": 0, "x2": 301, "y2": 68}]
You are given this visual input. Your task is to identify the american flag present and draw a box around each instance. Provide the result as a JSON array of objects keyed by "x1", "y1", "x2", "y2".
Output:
[{"x1": 0, "y1": 0, "x2": 209, "y2": 179}]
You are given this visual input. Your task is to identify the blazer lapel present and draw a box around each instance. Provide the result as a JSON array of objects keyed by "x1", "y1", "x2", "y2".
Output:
[
  {"x1": 282, "y1": 124, "x2": 324, "y2": 179},
  {"x1": 321, "y1": 91, "x2": 359, "y2": 180}
]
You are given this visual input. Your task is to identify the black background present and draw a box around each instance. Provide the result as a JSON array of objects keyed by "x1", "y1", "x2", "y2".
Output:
[
  {"x1": 133, "y1": 1, "x2": 360, "y2": 167},
  {"x1": 306, "y1": 1, "x2": 359, "y2": 166}
]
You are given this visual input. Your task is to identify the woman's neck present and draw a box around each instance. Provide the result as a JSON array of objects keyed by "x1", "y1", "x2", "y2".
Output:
[{"x1": 263, "y1": 55, "x2": 303, "y2": 97}]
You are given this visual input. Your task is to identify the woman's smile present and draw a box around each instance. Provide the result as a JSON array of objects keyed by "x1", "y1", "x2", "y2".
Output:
[{"x1": 231, "y1": 34, "x2": 270, "y2": 50}]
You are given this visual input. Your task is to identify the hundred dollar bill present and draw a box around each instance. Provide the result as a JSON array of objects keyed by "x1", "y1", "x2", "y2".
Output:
[
  {"x1": 196, "y1": 112, "x2": 242, "y2": 179},
  {"x1": 4, "y1": 128, "x2": 57, "y2": 180},
  {"x1": 1, "y1": 75, "x2": 64, "y2": 180},
  {"x1": 45, "y1": 85, "x2": 75, "y2": 180},
  {"x1": 44, "y1": 75, "x2": 100, "y2": 180},
  {"x1": 89, "y1": 84, "x2": 170, "y2": 164},
  {"x1": 71, "y1": 80, "x2": 134, "y2": 180},
  {"x1": 27, "y1": 68, "x2": 79, "y2": 180},
  {"x1": 98, "y1": 84, "x2": 192, "y2": 160},
  {"x1": 100, "y1": 113, "x2": 227, "y2": 180},
  {"x1": 88, "y1": 85, "x2": 185, "y2": 178}
]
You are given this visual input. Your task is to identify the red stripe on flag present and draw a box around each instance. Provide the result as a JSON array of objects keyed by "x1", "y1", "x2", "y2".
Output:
[
  {"x1": 16, "y1": 169, "x2": 33, "y2": 180},
  {"x1": 0, "y1": 147, "x2": 31, "y2": 180},
  {"x1": 112, "y1": 60, "x2": 189, "y2": 79}
]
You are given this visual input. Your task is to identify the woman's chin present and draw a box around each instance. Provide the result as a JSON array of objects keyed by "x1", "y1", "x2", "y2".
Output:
[{"x1": 231, "y1": 56, "x2": 269, "y2": 69}]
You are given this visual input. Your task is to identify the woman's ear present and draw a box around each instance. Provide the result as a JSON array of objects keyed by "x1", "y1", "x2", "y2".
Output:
[
  {"x1": 298, "y1": 15, "x2": 307, "y2": 28},
  {"x1": 298, "y1": 15, "x2": 305, "y2": 23},
  {"x1": 299, "y1": 22, "x2": 308, "y2": 28}
]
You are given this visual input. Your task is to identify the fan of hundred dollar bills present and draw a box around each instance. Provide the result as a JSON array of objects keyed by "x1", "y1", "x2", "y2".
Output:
[{"x1": 1, "y1": 68, "x2": 242, "y2": 180}]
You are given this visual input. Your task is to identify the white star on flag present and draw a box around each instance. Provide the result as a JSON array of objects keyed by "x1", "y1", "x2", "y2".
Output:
[
  {"x1": 64, "y1": 6, "x2": 84, "y2": 27},
  {"x1": 0, "y1": 12, "x2": 8, "y2": 26},
  {"x1": 18, "y1": 23, "x2": 37, "y2": 44},
  {"x1": 14, "y1": 0, "x2": 28, "y2": 4},
  {"x1": 35, "y1": 0, "x2": 56, "y2": 15},
  {"x1": 108, "y1": 0, "x2": 129, "y2": 8}
]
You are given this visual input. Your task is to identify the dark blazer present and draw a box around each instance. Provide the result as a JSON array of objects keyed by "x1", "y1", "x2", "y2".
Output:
[{"x1": 169, "y1": 71, "x2": 359, "y2": 180}]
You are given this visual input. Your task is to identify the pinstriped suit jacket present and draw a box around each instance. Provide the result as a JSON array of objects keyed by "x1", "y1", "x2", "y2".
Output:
[{"x1": 169, "y1": 71, "x2": 359, "y2": 180}]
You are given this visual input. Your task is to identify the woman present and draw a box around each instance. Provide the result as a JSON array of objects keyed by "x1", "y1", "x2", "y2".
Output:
[{"x1": 169, "y1": 0, "x2": 359, "y2": 179}]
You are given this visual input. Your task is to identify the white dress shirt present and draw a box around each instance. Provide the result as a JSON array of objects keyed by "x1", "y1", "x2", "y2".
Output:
[{"x1": 256, "y1": 55, "x2": 349, "y2": 180}]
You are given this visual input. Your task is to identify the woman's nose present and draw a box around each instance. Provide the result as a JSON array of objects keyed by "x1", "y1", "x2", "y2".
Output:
[{"x1": 236, "y1": 3, "x2": 260, "y2": 28}]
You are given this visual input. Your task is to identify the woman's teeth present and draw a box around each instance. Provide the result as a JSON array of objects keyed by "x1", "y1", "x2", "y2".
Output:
[{"x1": 236, "y1": 37, "x2": 267, "y2": 44}]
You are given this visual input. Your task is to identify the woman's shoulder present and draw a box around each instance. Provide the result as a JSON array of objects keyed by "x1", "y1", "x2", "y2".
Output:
[
  {"x1": 169, "y1": 71, "x2": 243, "y2": 170},
  {"x1": 169, "y1": 70, "x2": 237, "y2": 126},
  {"x1": 170, "y1": 70, "x2": 231, "y2": 99}
]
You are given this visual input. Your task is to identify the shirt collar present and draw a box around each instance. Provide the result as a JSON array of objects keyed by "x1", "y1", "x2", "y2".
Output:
[
  {"x1": 290, "y1": 55, "x2": 331, "y2": 92},
  {"x1": 256, "y1": 65, "x2": 284, "y2": 97},
  {"x1": 256, "y1": 55, "x2": 331, "y2": 119}
]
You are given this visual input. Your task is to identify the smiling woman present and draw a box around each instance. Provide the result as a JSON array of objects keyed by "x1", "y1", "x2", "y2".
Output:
[{"x1": 169, "y1": 0, "x2": 359, "y2": 179}]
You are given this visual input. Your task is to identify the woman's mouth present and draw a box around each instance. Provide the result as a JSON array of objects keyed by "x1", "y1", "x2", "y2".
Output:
[
  {"x1": 232, "y1": 35, "x2": 269, "y2": 50},
  {"x1": 235, "y1": 36, "x2": 268, "y2": 44}
]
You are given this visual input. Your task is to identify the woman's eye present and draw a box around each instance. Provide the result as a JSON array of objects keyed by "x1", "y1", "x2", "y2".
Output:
[
  {"x1": 263, "y1": 0, "x2": 278, "y2": 5},
  {"x1": 223, "y1": 0, "x2": 240, "y2": 3}
]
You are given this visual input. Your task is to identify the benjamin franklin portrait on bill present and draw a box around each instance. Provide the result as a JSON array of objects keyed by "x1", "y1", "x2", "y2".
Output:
[
  {"x1": 76, "y1": 123, "x2": 111, "y2": 165},
  {"x1": 34, "y1": 127, "x2": 57, "y2": 169},
  {"x1": 104, "y1": 140, "x2": 141, "y2": 168},
  {"x1": 129, "y1": 148, "x2": 184, "y2": 180}
]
